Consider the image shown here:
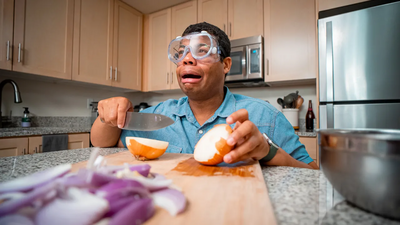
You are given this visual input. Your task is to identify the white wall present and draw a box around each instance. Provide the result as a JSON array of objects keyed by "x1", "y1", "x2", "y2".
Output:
[
  {"x1": 141, "y1": 84, "x2": 317, "y2": 119},
  {"x1": 1, "y1": 73, "x2": 316, "y2": 119},
  {"x1": 0, "y1": 74, "x2": 146, "y2": 117}
]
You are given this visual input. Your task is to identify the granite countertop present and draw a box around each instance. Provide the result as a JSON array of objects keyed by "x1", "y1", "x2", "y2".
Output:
[
  {"x1": 0, "y1": 148, "x2": 398, "y2": 225},
  {"x1": 295, "y1": 131, "x2": 316, "y2": 137},
  {"x1": 0, "y1": 127, "x2": 91, "y2": 138}
]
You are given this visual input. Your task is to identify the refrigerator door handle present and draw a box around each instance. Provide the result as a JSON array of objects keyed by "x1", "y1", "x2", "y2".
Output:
[
  {"x1": 326, "y1": 103, "x2": 334, "y2": 129},
  {"x1": 326, "y1": 21, "x2": 334, "y2": 102}
]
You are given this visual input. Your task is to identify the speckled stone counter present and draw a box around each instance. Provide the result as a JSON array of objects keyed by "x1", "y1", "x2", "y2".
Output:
[
  {"x1": 0, "y1": 148, "x2": 398, "y2": 225},
  {"x1": 295, "y1": 131, "x2": 317, "y2": 137},
  {"x1": 0, "y1": 127, "x2": 91, "y2": 138}
]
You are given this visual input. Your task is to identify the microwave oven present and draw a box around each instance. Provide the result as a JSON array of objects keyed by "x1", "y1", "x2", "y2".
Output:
[{"x1": 225, "y1": 35, "x2": 265, "y2": 86}]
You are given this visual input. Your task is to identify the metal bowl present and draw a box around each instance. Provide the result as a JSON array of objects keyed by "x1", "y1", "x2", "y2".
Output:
[{"x1": 318, "y1": 129, "x2": 400, "y2": 220}]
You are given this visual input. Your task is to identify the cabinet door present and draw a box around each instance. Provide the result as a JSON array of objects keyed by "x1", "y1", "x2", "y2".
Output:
[
  {"x1": 29, "y1": 136, "x2": 42, "y2": 154},
  {"x1": 0, "y1": 0, "x2": 14, "y2": 70},
  {"x1": 146, "y1": 9, "x2": 171, "y2": 91},
  {"x1": 264, "y1": 0, "x2": 316, "y2": 82},
  {"x1": 72, "y1": 0, "x2": 113, "y2": 86},
  {"x1": 319, "y1": 0, "x2": 369, "y2": 11},
  {"x1": 228, "y1": 0, "x2": 263, "y2": 39},
  {"x1": 0, "y1": 137, "x2": 28, "y2": 158},
  {"x1": 68, "y1": 133, "x2": 89, "y2": 149},
  {"x1": 170, "y1": 1, "x2": 198, "y2": 90},
  {"x1": 299, "y1": 136, "x2": 318, "y2": 165},
  {"x1": 112, "y1": 0, "x2": 142, "y2": 90},
  {"x1": 198, "y1": 0, "x2": 228, "y2": 33},
  {"x1": 13, "y1": 0, "x2": 74, "y2": 79}
]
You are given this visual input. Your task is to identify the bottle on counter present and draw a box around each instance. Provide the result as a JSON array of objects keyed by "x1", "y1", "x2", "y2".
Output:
[
  {"x1": 21, "y1": 107, "x2": 31, "y2": 128},
  {"x1": 305, "y1": 100, "x2": 315, "y2": 132}
]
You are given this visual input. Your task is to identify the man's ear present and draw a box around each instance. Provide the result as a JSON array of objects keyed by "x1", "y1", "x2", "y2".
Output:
[{"x1": 223, "y1": 57, "x2": 232, "y2": 74}]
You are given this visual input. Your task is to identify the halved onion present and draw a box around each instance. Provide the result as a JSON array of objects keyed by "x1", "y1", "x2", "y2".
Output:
[
  {"x1": 126, "y1": 137, "x2": 169, "y2": 161},
  {"x1": 194, "y1": 124, "x2": 233, "y2": 165}
]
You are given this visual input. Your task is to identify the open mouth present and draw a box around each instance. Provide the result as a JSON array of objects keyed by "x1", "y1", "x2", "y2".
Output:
[{"x1": 182, "y1": 74, "x2": 202, "y2": 79}]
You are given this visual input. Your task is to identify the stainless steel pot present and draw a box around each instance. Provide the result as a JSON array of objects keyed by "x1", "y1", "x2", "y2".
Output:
[{"x1": 318, "y1": 129, "x2": 400, "y2": 220}]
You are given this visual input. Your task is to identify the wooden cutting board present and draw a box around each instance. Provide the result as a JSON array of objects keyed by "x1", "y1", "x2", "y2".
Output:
[{"x1": 71, "y1": 152, "x2": 277, "y2": 225}]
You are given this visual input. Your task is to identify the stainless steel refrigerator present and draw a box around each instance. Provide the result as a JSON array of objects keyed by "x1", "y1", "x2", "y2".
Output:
[
  {"x1": 318, "y1": 0, "x2": 400, "y2": 130},
  {"x1": 318, "y1": 0, "x2": 400, "y2": 210}
]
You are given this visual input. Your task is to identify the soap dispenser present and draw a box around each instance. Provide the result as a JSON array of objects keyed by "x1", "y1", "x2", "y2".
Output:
[{"x1": 21, "y1": 107, "x2": 31, "y2": 128}]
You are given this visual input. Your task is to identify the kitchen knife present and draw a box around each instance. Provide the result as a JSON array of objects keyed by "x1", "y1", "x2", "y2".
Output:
[{"x1": 122, "y1": 112, "x2": 174, "y2": 131}]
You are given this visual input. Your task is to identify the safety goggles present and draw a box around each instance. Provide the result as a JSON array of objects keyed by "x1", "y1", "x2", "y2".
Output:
[{"x1": 168, "y1": 31, "x2": 221, "y2": 65}]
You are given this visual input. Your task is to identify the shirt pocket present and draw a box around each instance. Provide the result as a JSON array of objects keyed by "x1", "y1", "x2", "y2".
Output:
[{"x1": 166, "y1": 144, "x2": 182, "y2": 154}]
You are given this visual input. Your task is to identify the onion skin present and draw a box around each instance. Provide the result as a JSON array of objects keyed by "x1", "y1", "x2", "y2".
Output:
[{"x1": 127, "y1": 137, "x2": 168, "y2": 161}]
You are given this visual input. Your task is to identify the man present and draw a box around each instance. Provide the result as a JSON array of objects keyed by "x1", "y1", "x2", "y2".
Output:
[{"x1": 91, "y1": 22, "x2": 318, "y2": 169}]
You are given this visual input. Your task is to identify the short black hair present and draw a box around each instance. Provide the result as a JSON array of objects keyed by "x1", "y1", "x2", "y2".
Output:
[{"x1": 182, "y1": 22, "x2": 230, "y2": 62}]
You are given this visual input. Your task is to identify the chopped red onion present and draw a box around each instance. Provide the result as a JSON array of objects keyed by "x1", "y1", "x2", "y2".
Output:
[
  {"x1": 105, "y1": 195, "x2": 138, "y2": 217},
  {"x1": 96, "y1": 179, "x2": 145, "y2": 197},
  {"x1": 98, "y1": 164, "x2": 151, "y2": 177},
  {"x1": 34, "y1": 187, "x2": 109, "y2": 225},
  {"x1": 77, "y1": 169, "x2": 119, "y2": 187},
  {"x1": 0, "y1": 181, "x2": 57, "y2": 217},
  {"x1": 0, "y1": 214, "x2": 34, "y2": 225},
  {"x1": 152, "y1": 188, "x2": 187, "y2": 216},
  {"x1": 0, "y1": 164, "x2": 71, "y2": 193},
  {"x1": 109, "y1": 198, "x2": 154, "y2": 225}
]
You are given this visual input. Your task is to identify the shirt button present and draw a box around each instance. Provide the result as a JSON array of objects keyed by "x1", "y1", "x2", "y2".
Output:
[{"x1": 198, "y1": 130, "x2": 203, "y2": 134}]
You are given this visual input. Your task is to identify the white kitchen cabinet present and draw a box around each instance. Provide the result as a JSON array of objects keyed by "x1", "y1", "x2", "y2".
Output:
[
  {"x1": 198, "y1": 0, "x2": 263, "y2": 40},
  {"x1": 12, "y1": 0, "x2": 74, "y2": 79},
  {"x1": 264, "y1": 0, "x2": 317, "y2": 83},
  {"x1": 72, "y1": 0, "x2": 142, "y2": 90},
  {"x1": 318, "y1": 0, "x2": 369, "y2": 11},
  {"x1": 0, "y1": 137, "x2": 28, "y2": 158},
  {"x1": 143, "y1": 1, "x2": 197, "y2": 91}
]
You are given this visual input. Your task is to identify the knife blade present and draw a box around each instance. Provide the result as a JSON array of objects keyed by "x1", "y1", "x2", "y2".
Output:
[{"x1": 122, "y1": 112, "x2": 174, "y2": 131}]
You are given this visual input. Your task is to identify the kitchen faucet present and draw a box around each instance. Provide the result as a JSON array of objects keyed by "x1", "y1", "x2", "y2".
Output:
[{"x1": 0, "y1": 79, "x2": 22, "y2": 128}]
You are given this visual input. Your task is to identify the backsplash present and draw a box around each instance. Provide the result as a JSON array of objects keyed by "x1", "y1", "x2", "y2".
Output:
[{"x1": 3, "y1": 116, "x2": 91, "y2": 128}]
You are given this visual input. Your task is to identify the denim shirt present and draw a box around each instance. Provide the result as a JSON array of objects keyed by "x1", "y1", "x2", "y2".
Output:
[{"x1": 121, "y1": 87, "x2": 313, "y2": 164}]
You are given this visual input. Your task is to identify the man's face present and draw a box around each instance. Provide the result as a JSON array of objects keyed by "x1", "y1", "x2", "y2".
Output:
[{"x1": 175, "y1": 36, "x2": 231, "y2": 101}]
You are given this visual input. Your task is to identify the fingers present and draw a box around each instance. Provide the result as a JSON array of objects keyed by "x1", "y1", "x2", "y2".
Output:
[
  {"x1": 226, "y1": 109, "x2": 249, "y2": 125},
  {"x1": 227, "y1": 120, "x2": 253, "y2": 146},
  {"x1": 117, "y1": 99, "x2": 132, "y2": 128},
  {"x1": 97, "y1": 97, "x2": 132, "y2": 128},
  {"x1": 224, "y1": 134, "x2": 262, "y2": 164}
]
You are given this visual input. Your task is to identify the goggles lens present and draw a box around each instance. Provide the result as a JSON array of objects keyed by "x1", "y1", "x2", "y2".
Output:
[{"x1": 168, "y1": 32, "x2": 220, "y2": 64}]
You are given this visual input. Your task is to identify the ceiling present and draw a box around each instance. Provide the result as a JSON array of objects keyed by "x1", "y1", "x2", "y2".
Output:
[{"x1": 121, "y1": 0, "x2": 191, "y2": 14}]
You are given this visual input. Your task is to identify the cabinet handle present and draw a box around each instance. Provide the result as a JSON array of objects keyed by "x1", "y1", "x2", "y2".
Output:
[
  {"x1": 171, "y1": 72, "x2": 173, "y2": 84},
  {"x1": 167, "y1": 72, "x2": 169, "y2": 84},
  {"x1": 18, "y1": 43, "x2": 22, "y2": 63},
  {"x1": 223, "y1": 24, "x2": 226, "y2": 32},
  {"x1": 109, "y1": 66, "x2": 113, "y2": 80},
  {"x1": 6, "y1": 41, "x2": 10, "y2": 61},
  {"x1": 35, "y1": 147, "x2": 37, "y2": 153},
  {"x1": 114, "y1": 67, "x2": 118, "y2": 81},
  {"x1": 229, "y1": 23, "x2": 232, "y2": 37},
  {"x1": 23, "y1": 148, "x2": 26, "y2": 155}
]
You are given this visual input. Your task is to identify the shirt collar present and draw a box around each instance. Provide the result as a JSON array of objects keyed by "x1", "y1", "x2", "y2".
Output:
[{"x1": 172, "y1": 86, "x2": 236, "y2": 119}]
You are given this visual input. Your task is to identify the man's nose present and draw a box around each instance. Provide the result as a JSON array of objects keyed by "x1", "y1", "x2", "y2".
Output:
[{"x1": 182, "y1": 51, "x2": 197, "y2": 65}]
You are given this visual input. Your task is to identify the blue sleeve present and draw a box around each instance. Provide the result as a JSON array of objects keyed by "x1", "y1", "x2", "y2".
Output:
[{"x1": 272, "y1": 112, "x2": 314, "y2": 164}]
